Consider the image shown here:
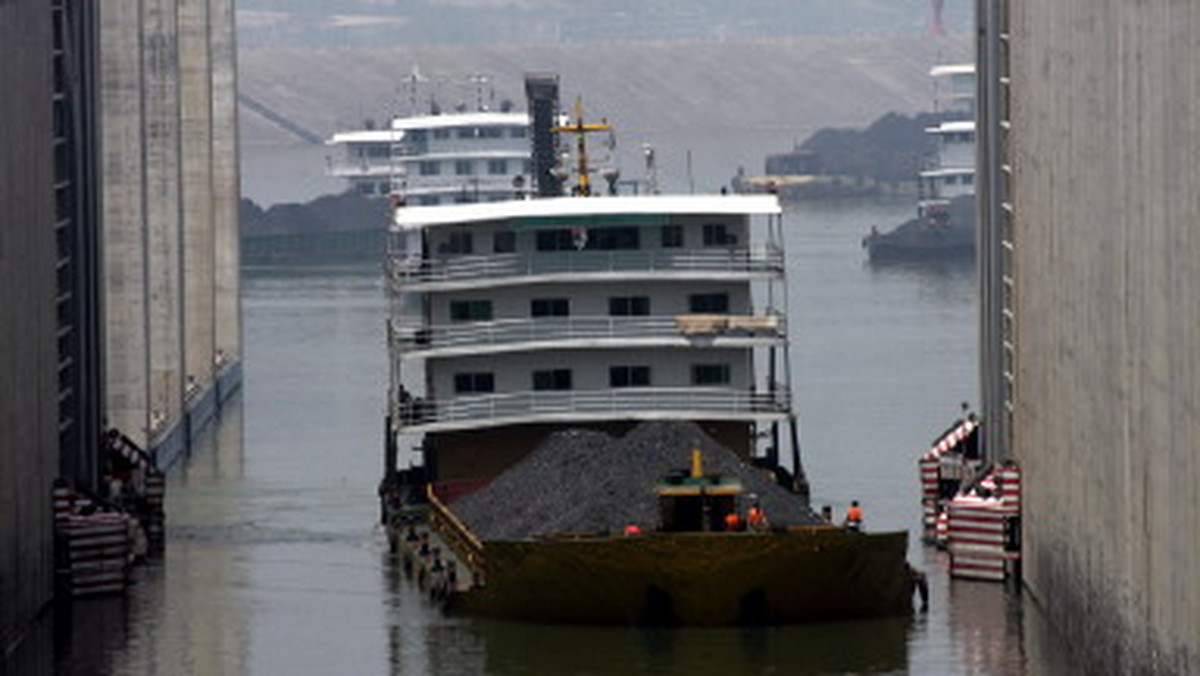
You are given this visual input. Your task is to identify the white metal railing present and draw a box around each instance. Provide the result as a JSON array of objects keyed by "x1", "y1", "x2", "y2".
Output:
[
  {"x1": 387, "y1": 247, "x2": 784, "y2": 288},
  {"x1": 389, "y1": 314, "x2": 785, "y2": 353},
  {"x1": 393, "y1": 387, "x2": 791, "y2": 430}
]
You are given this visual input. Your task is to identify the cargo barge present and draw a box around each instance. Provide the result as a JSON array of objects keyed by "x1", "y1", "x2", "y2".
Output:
[{"x1": 380, "y1": 75, "x2": 914, "y2": 625}]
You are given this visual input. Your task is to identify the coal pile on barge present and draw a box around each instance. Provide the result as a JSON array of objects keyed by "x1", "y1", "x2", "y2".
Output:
[{"x1": 451, "y1": 421, "x2": 822, "y2": 540}]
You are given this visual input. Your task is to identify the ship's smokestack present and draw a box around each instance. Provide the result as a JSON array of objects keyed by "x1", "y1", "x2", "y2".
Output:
[{"x1": 524, "y1": 73, "x2": 562, "y2": 198}]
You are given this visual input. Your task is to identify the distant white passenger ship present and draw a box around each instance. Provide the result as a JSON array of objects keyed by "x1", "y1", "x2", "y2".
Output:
[
  {"x1": 325, "y1": 102, "x2": 532, "y2": 205},
  {"x1": 918, "y1": 63, "x2": 976, "y2": 212}
]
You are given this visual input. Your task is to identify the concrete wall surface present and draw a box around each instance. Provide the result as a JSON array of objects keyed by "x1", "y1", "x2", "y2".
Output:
[
  {"x1": 1010, "y1": 2, "x2": 1200, "y2": 672},
  {"x1": 0, "y1": 1, "x2": 59, "y2": 656}
]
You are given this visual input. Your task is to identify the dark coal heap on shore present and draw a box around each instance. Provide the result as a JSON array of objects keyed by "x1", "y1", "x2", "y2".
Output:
[{"x1": 451, "y1": 421, "x2": 821, "y2": 540}]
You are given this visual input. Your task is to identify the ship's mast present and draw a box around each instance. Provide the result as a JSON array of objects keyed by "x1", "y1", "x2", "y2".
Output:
[{"x1": 551, "y1": 97, "x2": 612, "y2": 196}]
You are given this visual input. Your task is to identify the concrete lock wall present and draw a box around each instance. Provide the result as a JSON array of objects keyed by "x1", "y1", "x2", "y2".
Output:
[
  {"x1": 0, "y1": 1, "x2": 60, "y2": 655},
  {"x1": 1009, "y1": 2, "x2": 1200, "y2": 672},
  {"x1": 100, "y1": 0, "x2": 241, "y2": 456}
]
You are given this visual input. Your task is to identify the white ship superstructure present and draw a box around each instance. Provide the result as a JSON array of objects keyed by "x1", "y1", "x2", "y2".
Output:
[
  {"x1": 385, "y1": 194, "x2": 795, "y2": 493},
  {"x1": 919, "y1": 64, "x2": 976, "y2": 211},
  {"x1": 327, "y1": 110, "x2": 531, "y2": 204}
]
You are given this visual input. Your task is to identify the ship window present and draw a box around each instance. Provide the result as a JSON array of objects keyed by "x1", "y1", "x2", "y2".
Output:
[
  {"x1": 488, "y1": 159, "x2": 508, "y2": 175},
  {"x1": 610, "y1": 365, "x2": 651, "y2": 388},
  {"x1": 588, "y1": 226, "x2": 640, "y2": 250},
  {"x1": 433, "y1": 128, "x2": 450, "y2": 140},
  {"x1": 962, "y1": 174, "x2": 974, "y2": 186},
  {"x1": 454, "y1": 372, "x2": 495, "y2": 394},
  {"x1": 691, "y1": 364, "x2": 730, "y2": 386},
  {"x1": 609, "y1": 296, "x2": 650, "y2": 316},
  {"x1": 537, "y1": 229, "x2": 575, "y2": 251},
  {"x1": 356, "y1": 183, "x2": 374, "y2": 196},
  {"x1": 449, "y1": 300, "x2": 492, "y2": 322},
  {"x1": 661, "y1": 225, "x2": 683, "y2": 248},
  {"x1": 479, "y1": 127, "x2": 503, "y2": 139},
  {"x1": 457, "y1": 127, "x2": 477, "y2": 139},
  {"x1": 418, "y1": 195, "x2": 439, "y2": 206},
  {"x1": 419, "y1": 161, "x2": 440, "y2": 176},
  {"x1": 441, "y1": 231, "x2": 473, "y2": 254},
  {"x1": 689, "y1": 293, "x2": 729, "y2": 313},
  {"x1": 533, "y1": 369, "x2": 572, "y2": 391},
  {"x1": 531, "y1": 298, "x2": 569, "y2": 317},
  {"x1": 493, "y1": 231, "x2": 516, "y2": 253},
  {"x1": 703, "y1": 223, "x2": 737, "y2": 246},
  {"x1": 455, "y1": 160, "x2": 475, "y2": 175},
  {"x1": 511, "y1": 127, "x2": 528, "y2": 138}
]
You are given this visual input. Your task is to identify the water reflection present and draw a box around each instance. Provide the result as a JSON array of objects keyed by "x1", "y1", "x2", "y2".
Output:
[
  {"x1": 50, "y1": 399, "x2": 251, "y2": 676},
  {"x1": 458, "y1": 616, "x2": 910, "y2": 675}
]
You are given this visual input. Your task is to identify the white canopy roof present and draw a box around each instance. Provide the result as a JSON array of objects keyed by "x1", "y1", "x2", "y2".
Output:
[{"x1": 392, "y1": 194, "x2": 781, "y2": 230}]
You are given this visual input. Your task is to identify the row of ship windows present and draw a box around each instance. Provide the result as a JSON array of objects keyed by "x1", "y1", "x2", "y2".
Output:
[
  {"x1": 448, "y1": 293, "x2": 730, "y2": 321},
  {"x1": 453, "y1": 364, "x2": 731, "y2": 394},
  {"x1": 438, "y1": 224, "x2": 736, "y2": 255},
  {"x1": 419, "y1": 159, "x2": 532, "y2": 177},
  {"x1": 940, "y1": 132, "x2": 976, "y2": 144},
  {"x1": 408, "y1": 126, "x2": 527, "y2": 142}
]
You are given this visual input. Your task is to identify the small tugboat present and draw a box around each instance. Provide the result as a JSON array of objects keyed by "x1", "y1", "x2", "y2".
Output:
[{"x1": 380, "y1": 74, "x2": 917, "y2": 625}]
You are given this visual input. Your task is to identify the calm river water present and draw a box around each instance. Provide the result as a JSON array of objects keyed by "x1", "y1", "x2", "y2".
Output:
[{"x1": 46, "y1": 199, "x2": 1081, "y2": 675}]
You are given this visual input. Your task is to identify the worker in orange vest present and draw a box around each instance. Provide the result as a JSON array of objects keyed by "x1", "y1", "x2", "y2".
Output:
[
  {"x1": 747, "y1": 498, "x2": 769, "y2": 532},
  {"x1": 845, "y1": 500, "x2": 864, "y2": 532},
  {"x1": 724, "y1": 511, "x2": 742, "y2": 532}
]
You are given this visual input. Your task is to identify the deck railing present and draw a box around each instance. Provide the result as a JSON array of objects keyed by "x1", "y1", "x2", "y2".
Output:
[
  {"x1": 394, "y1": 387, "x2": 790, "y2": 432},
  {"x1": 387, "y1": 247, "x2": 784, "y2": 289},
  {"x1": 389, "y1": 314, "x2": 785, "y2": 353}
]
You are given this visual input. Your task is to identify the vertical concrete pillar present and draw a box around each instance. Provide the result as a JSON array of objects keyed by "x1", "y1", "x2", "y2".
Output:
[
  {"x1": 178, "y1": 0, "x2": 215, "y2": 398},
  {"x1": 210, "y1": 0, "x2": 241, "y2": 370},
  {"x1": 144, "y1": 0, "x2": 185, "y2": 443},
  {"x1": 99, "y1": 0, "x2": 150, "y2": 444}
]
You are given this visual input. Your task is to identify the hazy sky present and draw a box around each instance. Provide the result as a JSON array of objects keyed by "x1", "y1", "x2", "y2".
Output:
[{"x1": 237, "y1": 0, "x2": 973, "y2": 49}]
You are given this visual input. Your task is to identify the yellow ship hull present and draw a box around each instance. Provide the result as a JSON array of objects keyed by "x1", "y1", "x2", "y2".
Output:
[{"x1": 450, "y1": 528, "x2": 911, "y2": 626}]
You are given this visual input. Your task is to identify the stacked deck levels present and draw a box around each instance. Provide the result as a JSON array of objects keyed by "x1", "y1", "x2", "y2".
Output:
[{"x1": 386, "y1": 194, "x2": 794, "y2": 496}]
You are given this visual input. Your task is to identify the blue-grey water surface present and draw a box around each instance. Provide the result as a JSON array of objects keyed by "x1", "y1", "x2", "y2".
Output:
[{"x1": 48, "y1": 199, "x2": 1080, "y2": 675}]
